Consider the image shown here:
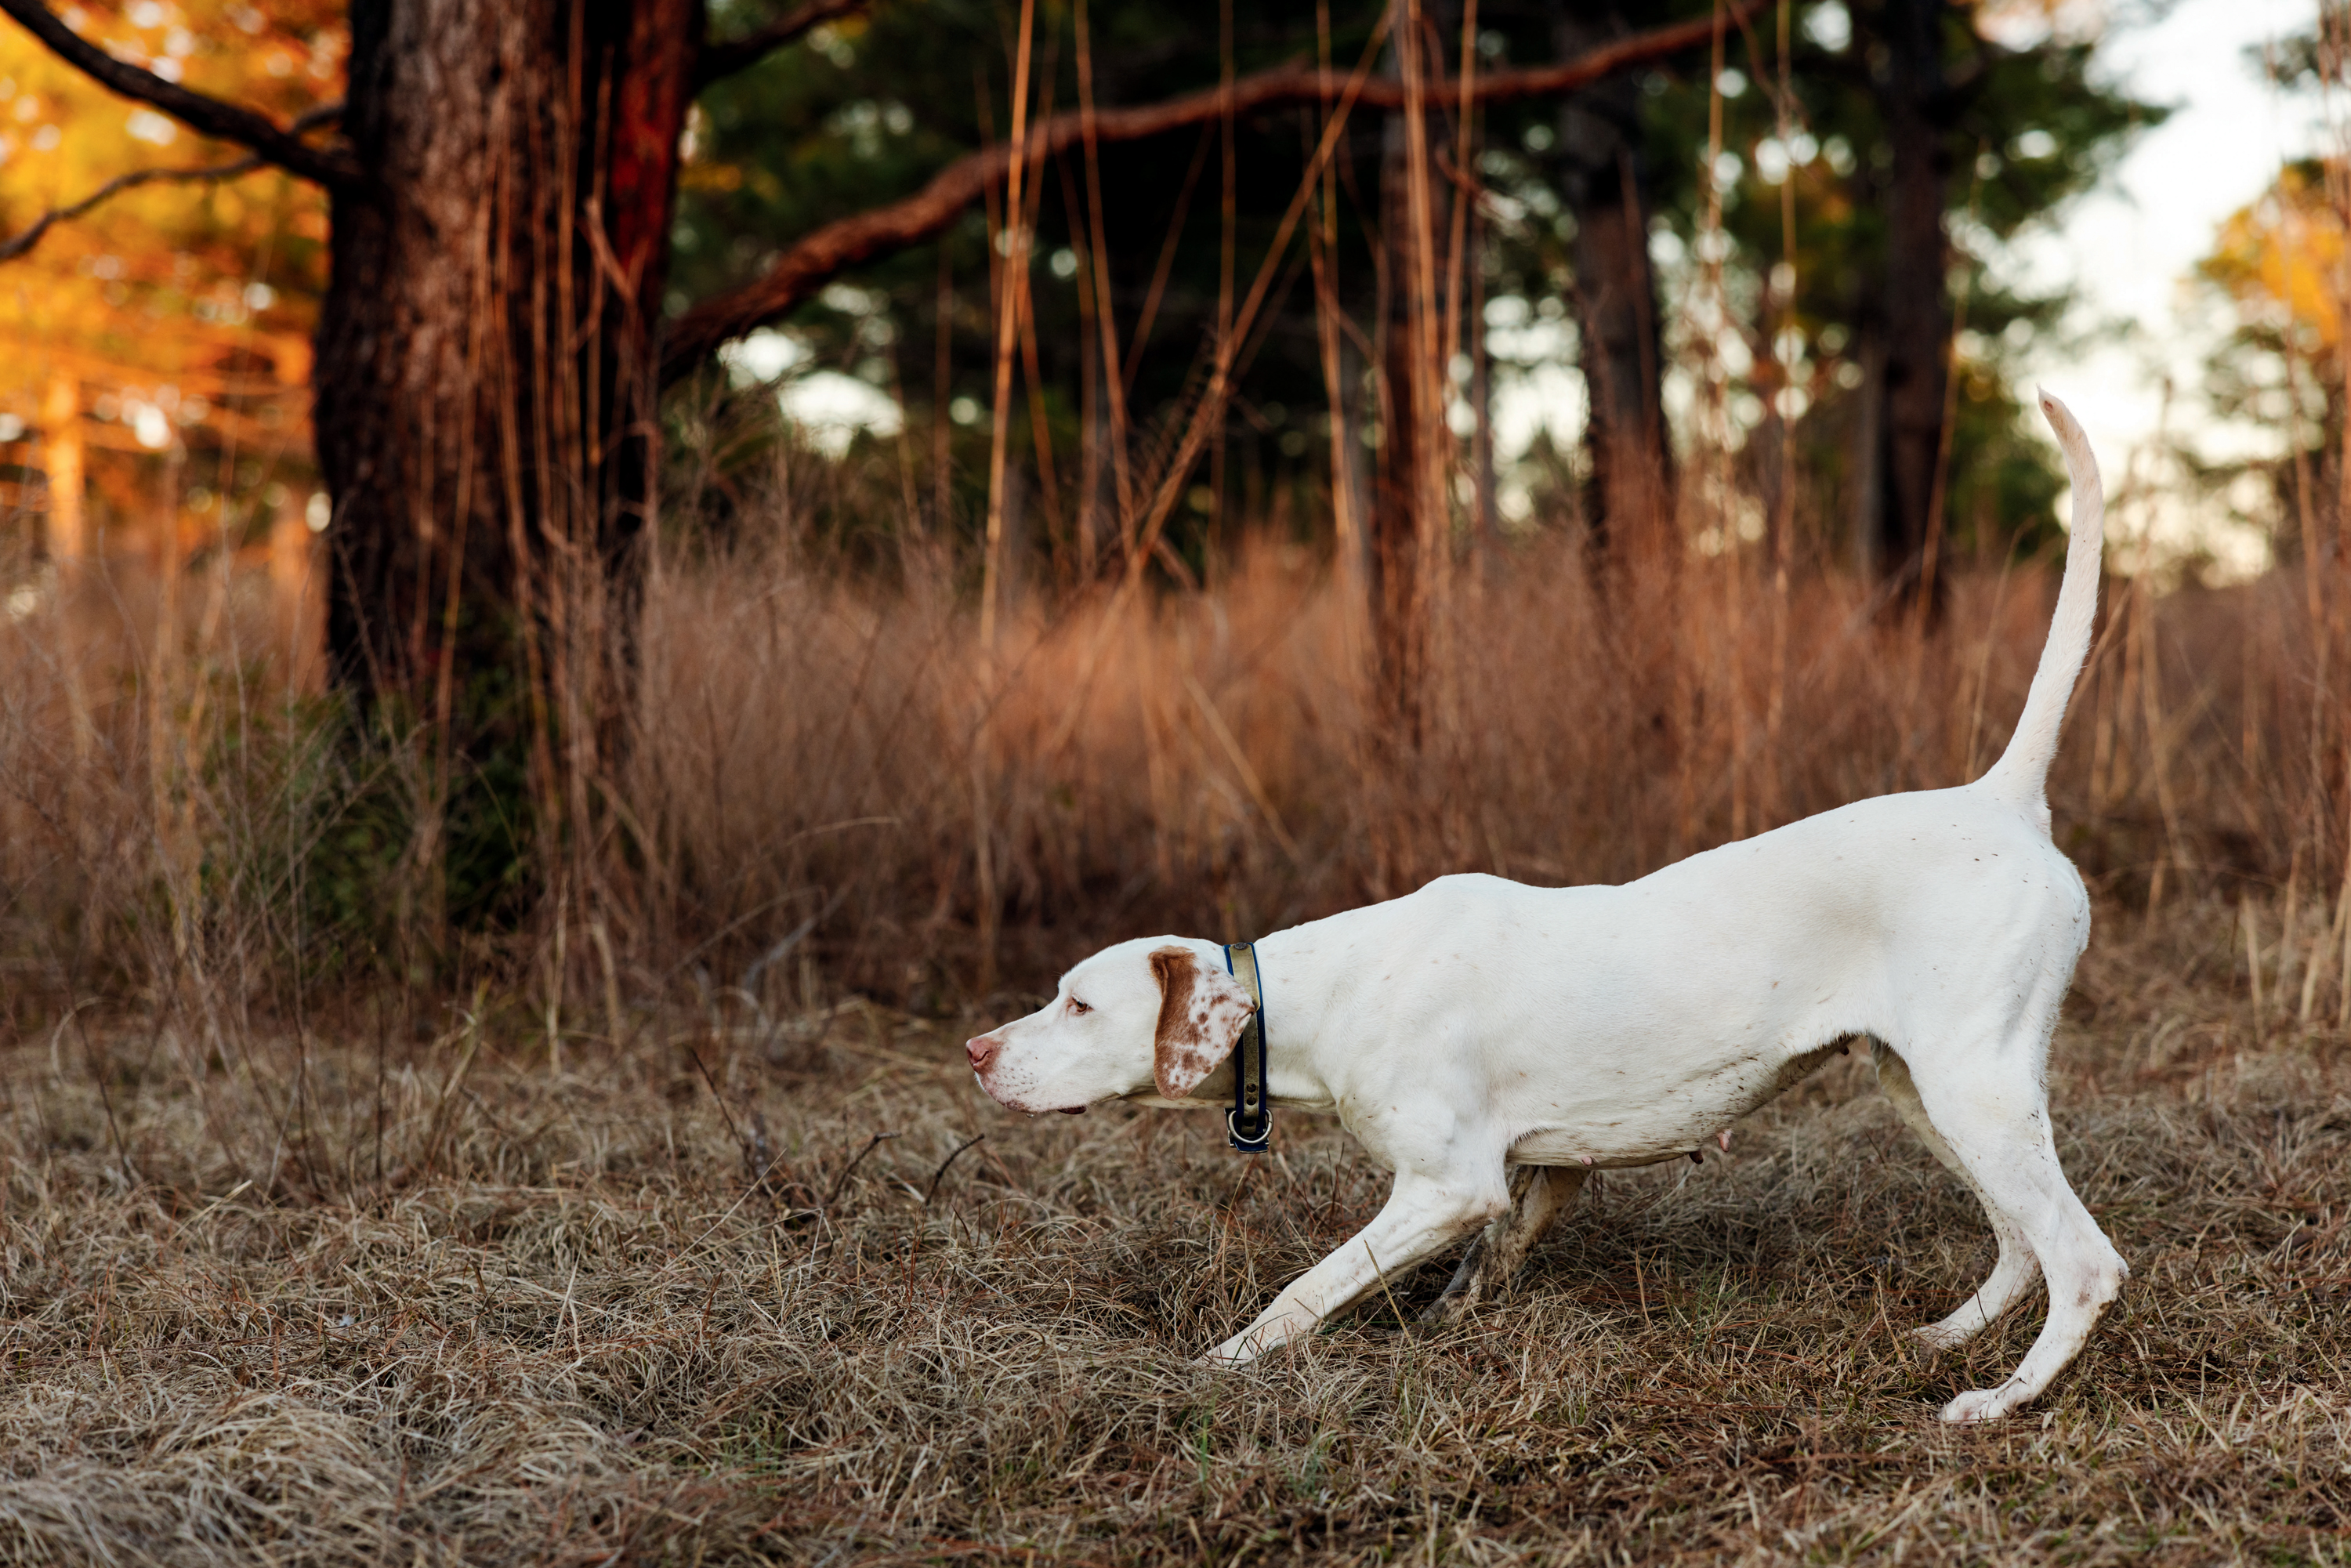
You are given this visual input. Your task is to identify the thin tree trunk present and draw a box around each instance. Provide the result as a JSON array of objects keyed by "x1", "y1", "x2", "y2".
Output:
[
  {"x1": 1471, "y1": 204, "x2": 1499, "y2": 552},
  {"x1": 1849, "y1": 317, "x2": 1886, "y2": 576},
  {"x1": 1554, "y1": 2, "x2": 1672, "y2": 575},
  {"x1": 1871, "y1": 0, "x2": 1951, "y2": 609},
  {"x1": 1371, "y1": 0, "x2": 1448, "y2": 744}
]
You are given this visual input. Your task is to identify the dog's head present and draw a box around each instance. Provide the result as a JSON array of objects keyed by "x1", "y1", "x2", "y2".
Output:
[{"x1": 965, "y1": 937, "x2": 1256, "y2": 1114}]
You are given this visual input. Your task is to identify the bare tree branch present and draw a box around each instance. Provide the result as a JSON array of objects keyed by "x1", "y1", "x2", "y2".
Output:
[
  {"x1": 2, "y1": 155, "x2": 255, "y2": 263},
  {"x1": 0, "y1": 0, "x2": 361, "y2": 188},
  {"x1": 0, "y1": 102, "x2": 341, "y2": 263},
  {"x1": 694, "y1": 0, "x2": 870, "y2": 92},
  {"x1": 661, "y1": 1, "x2": 1759, "y2": 384}
]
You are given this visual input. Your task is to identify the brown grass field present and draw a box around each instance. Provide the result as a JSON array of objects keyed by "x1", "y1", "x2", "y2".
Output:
[
  {"x1": 6, "y1": 0, "x2": 2350, "y2": 1551},
  {"x1": 2, "y1": 887, "x2": 2347, "y2": 1566},
  {"x1": 0, "y1": 511, "x2": 2346, "y2": 1563}
]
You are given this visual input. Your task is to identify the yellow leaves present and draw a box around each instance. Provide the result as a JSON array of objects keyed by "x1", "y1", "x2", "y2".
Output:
[
  {"x1": 2202, "y1": 162, "x2": 2350, "y2": 351},
  {"x1": 125, "y1": 107, "x2": 178, "y2": 146},
  {"x1": 1, "y1": 0, "x2": 342, "y2": 527},
  {"x1": 683, "y1": 163, "x2": 747, "y2": 194}
]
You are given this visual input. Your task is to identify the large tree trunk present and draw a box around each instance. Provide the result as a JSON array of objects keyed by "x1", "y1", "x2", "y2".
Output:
[
  {"x1": 316, "y1": 0, "x2": 699, "y2": 761},
  {"x1": 1552, "y1": 2, "x2": 1673, "y2": 574},
  {"x1": 1865, "y1": 0, "x2": 1951, "y2": 607}
]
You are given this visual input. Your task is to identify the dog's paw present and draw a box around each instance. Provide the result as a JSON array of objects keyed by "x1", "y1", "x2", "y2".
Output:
[
  {"x1": 1416, "y1": 1285, "x2": 1476, "y2": 1332},
  {"x1": 1937, "y1": 1385, "x2": 2020, "y2": 1423},
  {"x1": 1910, "y1": 1322, "x2": 1966, "y2": 1354}
]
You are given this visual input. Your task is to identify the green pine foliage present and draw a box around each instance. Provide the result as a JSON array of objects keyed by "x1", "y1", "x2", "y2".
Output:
[{"x1": 669, "y1": 0, "x2": 2160, "y2": 569}]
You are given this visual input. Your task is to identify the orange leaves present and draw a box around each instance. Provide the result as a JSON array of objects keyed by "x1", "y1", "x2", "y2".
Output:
[
  {"x1": 1, "y1": 0, "x2": 343, "y2": 523},
  {"x1": 0, "y1": 1, "x2": 344, "y2": 340},
  {"x1": 2201, "y1": 161, "x2": 2351, "y2": 352}
]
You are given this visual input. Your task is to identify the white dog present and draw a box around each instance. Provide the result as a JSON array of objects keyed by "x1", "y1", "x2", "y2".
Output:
[{"x1": 967, "y1": 393, "x2": 2124, "y2": 1422}]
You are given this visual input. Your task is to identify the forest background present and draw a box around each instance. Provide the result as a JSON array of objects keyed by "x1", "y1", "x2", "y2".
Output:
[
  {"x1": 1, "y1": 0, "x2": 2342, "y2": 1025},
  {"x1": 2, "y1": 4, "x2": 2351, "y2": 1564},
  {"x1": 0, "y1": 0, "x2": 2342, "y2": 1025}
]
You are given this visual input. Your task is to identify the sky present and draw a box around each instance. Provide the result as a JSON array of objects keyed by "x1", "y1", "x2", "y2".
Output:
[{"x1": 1998, "y1": 0, "x2": 2331, "y2": 571}]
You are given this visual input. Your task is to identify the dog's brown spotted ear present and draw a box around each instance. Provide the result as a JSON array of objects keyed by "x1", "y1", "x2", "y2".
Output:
[{"x1": 1148, "y1": 945, "x2": 1255, "y2": 1099}]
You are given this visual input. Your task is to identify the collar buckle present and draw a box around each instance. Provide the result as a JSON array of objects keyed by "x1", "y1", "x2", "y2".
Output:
[{"x1": 1223, "y1": 941, "x2": 1271, "y2": 1153}]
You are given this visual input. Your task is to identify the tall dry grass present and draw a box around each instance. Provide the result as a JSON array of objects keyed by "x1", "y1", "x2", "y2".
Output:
[
  {"x1": 0, "y1": 538, "x2": 364, "y2": 1012},
  {"x1": 0, "y1": 484, "x2": 2344, "y2": 1027},
  {"x1": 626, "y1": 512, "x2": 2351, "y2": 1019}
]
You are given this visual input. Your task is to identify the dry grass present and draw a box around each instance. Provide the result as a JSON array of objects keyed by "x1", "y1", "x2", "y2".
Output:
[
  {"x1": 0, "y1": 502, "x2": 2341, "y2": 1024},
  {"x1": 0, "y1": 454, "x2": 2346, "y2": 1563},
  {"x1": 4, "y1": 894, "x2": 2347, "y2": 1566},
  {"x1": 629, "y1": 529, "x2": 2349, "y2": 1010}
]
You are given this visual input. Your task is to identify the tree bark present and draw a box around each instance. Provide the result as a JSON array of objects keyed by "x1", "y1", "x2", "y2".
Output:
[
  {"x1": 1553, "y1": 3, "x2": 1673, "y2": 574},
  {"x1": 317, "y1": 0, "x2": 700, "y2": 724},
  {"x1": 1371, "y1": 0, "x2": 1447, "y2": 744},
  {"x1": 1865, "y1": 0, "x2": 1952, "y2": 607}
]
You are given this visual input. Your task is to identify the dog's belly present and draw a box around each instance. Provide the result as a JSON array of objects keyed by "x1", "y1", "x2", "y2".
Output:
[{"x1": 1502, "y1": 1036, "x2": 1850, "y2": 1168}]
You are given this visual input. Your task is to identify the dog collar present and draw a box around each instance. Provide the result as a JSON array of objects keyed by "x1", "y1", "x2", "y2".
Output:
[{"x1": 1223, "y1": 941, "x2": 1271, "y2": 1153}]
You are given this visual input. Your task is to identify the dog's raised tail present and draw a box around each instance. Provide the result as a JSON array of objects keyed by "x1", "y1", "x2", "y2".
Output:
[{"x1": 1978, "y1": 391, "x2": 2105, "y2": 811}]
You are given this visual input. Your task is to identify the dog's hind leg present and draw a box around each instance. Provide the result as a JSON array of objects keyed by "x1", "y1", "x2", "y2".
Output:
[
  {"x1": 1871, "y1": 1041, "x2": 2041, "y2": 1350},
  {"x1": 1420, "y1": 1164, "x2": 1585, "y2": 1328},
  {"x1": 1895, "y1": 1035, "x2": 2128, "y2": 1422}
]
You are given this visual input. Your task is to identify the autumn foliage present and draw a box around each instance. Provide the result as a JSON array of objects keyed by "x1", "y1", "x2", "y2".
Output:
[{"x1": 0, "y1": 2, "x2": 335, "y2": 562}]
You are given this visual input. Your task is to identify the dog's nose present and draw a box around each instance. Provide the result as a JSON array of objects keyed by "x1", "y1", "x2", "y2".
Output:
[{"x1": 965, "y1": 1034, "x2": 998, "y2": 1072}]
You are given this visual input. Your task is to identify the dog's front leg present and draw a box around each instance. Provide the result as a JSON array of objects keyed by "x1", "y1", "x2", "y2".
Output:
[{"x1": 1201, "y1": 1172, "x2": 1505, "y2": 1366}]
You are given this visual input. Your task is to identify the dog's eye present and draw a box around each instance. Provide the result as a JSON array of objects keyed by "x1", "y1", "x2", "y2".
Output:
[{"x1": 1067, "y1": 998, "x2": 1092, "y2": 1016}]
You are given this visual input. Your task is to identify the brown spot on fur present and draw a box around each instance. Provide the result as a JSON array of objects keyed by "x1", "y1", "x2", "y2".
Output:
[
  {"x1": 1149, "y1": 947, "x2": 1212, "y2": 1098},
  {"x1": 1149, "y1": 946, "x2": 1250, "y2": 1099}
]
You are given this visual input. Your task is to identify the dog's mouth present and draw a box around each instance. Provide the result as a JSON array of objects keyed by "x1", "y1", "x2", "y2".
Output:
[{"x1": 973, "y1": 1071, "x2": 1091, "y2": 1116}]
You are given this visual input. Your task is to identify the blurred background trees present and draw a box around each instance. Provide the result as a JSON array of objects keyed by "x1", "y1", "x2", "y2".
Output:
[
  {"x1": 8, "y1": 0, "x2": 2344, "y2": 1008},
  {"x1": 0, "y1": 0, "x2": 331, "y2": 615},
  {"x1": 668, "y1": 0, "x2": 2152, "y2": 582},
  {"x1": 0, "y1": 0, "x2": 2163, "y2": 675}
]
